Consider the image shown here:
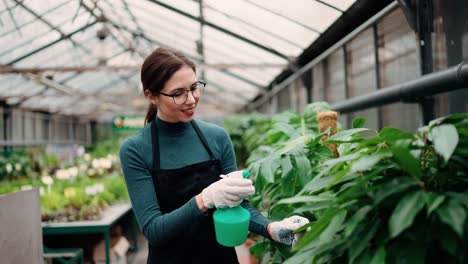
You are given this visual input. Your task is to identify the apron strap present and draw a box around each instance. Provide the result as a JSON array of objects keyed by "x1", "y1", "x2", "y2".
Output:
[
  {"x1": 191, "y1": 120, "x2": 216, "y2": 160},
  {"x1": 151, "y1": 119, "x2": 160, "y2": 172}
]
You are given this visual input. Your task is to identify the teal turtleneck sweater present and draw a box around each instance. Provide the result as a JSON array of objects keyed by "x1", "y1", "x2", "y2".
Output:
[{"x1": 119, "y1": 117, "x2": 271, "y2": 246}]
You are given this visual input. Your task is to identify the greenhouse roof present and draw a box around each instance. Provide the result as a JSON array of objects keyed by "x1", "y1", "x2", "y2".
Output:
[{"x1": 0, "y1": 0, "x2": 358, "y2": 121}]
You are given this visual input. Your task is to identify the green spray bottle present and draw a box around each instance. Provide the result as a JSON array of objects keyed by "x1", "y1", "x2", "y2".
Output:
[{"x1": 213, "y1": 170, "x2": 251, "y2": 247}]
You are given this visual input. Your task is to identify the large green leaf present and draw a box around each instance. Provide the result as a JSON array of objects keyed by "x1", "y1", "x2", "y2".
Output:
[
  {"x1": 379, "y1": 127, "x2": 415, "y2": 141},
  {"x1": 350, "y1": 151, "x2": 392, "y2": 174},
  {"x1": 274, "y1": 195, "x2": 334, "y2": 206},
  {"x1": 345, "y1": 205, "x2": 372, "y2": 237},
  {"x1": 260, "y1": 156, "x2": 279, "y2": 183},
  {"x1": 278, "y1": 136, "x2": 309, "y2": 155},
  {"x1": 429, "y1": 124, "x2": 459, "y2": 162},
  {"x1": 325, "y1": 128, "x2": 373, "y2": 143},
  {"x1": 389, "y1": 191, "x2": 425, "y2": 238},
  {"x1": 373, "y1": 177, "x2": 419, "y2": 205},
  {"x1": 369, "y1": 246, "x2": 386, "y2": 264},
  {"x1": 391, "y1": 141, "x2": 422, "y2": 178},
  {"x1": 300, "y1": 174, "x2": 335, "y2": 194},
  {"x1": 319, "y1": 210, "x2": 347, "y2": 243},
  {"x1": 425, "y1": 192, "x2": 445, "y2": 216},
  {"x1": 280, "y1": 155, "x2": 295, "y2": 196},
  {"x1": 428, "y1": 113, "x2": 468, "y2": 128},
  {"x1": 352, "y1": 117, "x2": 366, "y2": 129},
  {"x1": 294, "y1": 208, "x2": 341, "y2": 250},
  {"x1": 292, "y1": 154, "x2": 312, "y2": 186},
  {"x1": 436, "y1": 199, "x2": 467, "y2": 237},
  {"x1": 349, "y1": 219, "x2": 379, "y2": 263},
  {"x1": 293, "y1": 202, "x2": 331, "y2": 213}
]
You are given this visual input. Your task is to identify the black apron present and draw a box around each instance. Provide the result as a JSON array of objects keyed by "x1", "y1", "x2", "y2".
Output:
[{"x1": 148, "y1": 119, "x2": 238, "y2": 264}]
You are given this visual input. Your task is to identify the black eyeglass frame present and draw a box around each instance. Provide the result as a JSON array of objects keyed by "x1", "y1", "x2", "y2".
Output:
[{"x1": 159, "y1": 80, "x2": 206, "y2": 105}]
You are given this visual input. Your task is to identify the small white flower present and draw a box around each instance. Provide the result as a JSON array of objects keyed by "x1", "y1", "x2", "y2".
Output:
[
  {"x1": 84, "y1": 153, "x2": 91, "y2": 161},
  {"x1": 79, "y1": 164, "x2": 88, "y2": 172},
  {"x1": 94, "y1": 183, "x2": 105, "y2": 193},
  {"x1": 85, "y1": 185, "x2": 97, "y2": 195},
  {"x1": 68, "y1": 167, "x2": 79, "y2": 178},
  {"x1": 15, "y1": 163, "x2": 22, "y2": 171},
  {"x1": 92, "y1": 159, "x2": 100, "y2": 169},
  {"x1": 41, "y1": 175, "x2": 54, "y2": 185},
  {"x1": 102, "y1": 158, "x2": 112, "y2": 169},
  {"x1": 55, "y1": 169, "x2": 70, "y2": 180},
  {"x1": 6, "y1": 163, "x2": 13, "y2": 173}
]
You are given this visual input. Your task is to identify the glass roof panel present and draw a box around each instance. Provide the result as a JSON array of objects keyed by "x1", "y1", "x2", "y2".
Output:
[
  {"x1": 53, "y1": 72, "x2": 80, "y2": 83},
  {"x1": 0, "y1": 21, "x2": 60, "y2": 64},
  {"x1": 0, "y1": 75, "x2": 44, "y2": 97},
  {"x1": 204, "y1": 0, "x2": 318, "y2": 52},
  {"x1": 98, "y1": 0, "x2": 139, "y2": 33},
  {"x1": 15, "y1": 38, "x2": 95, "y2": 68},
  {"x1": 54, "y1": 7, "x2": 92, "y2": 34},
  {"x1": 63, "y1": 71, "x2": 115, "y2": 94},
  {"x1": 107, "y1": 52, "x2": 142, "y2": 67},
  {"x1": 0, "y1": 5, "x2": 35, "y2": 36},
  {"x1": 21, "y1": 0, "x2": 69, "y2": 15},
  {"x1": 204, "y1": 27, "x2": 287, "y2": 64},
  {"x1": 206, "y1": 70, "x2": 259, "y2": 99},
  {"x1": 127, "y1": 2, "x2": 200, "y2": 58},
  {"x1": 246, "y1": 0, "x2": 341, "y2": 32}
]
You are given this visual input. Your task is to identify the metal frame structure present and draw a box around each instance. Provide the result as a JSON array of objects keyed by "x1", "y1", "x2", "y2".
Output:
[{"x1": 0, "y1": 0, "x2": 360, "y2": 120}]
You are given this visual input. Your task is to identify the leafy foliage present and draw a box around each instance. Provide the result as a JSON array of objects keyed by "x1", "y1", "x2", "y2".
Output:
[{"x1": 226, "y1": 105, "x2": 468, "y2": 264}]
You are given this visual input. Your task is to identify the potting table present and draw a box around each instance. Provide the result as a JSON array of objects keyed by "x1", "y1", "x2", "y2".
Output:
[{"x1": 42, "y1": 203, "x2": 138, "y2": 264}]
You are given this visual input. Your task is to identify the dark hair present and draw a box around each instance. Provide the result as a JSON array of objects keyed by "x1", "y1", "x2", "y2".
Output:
[{"x1": 141, "y1": 48, "x2": 196, "y2": 125}]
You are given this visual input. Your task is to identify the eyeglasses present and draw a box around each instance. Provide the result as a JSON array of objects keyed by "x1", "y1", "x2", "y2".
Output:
[{"x1": 159, "y1": 81, "x2": 206, "y2": 105}]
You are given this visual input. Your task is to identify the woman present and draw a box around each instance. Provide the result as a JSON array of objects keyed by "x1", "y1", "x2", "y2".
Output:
[{"x1": 120, "y1": 47, "x2": 309, "y2": 263}]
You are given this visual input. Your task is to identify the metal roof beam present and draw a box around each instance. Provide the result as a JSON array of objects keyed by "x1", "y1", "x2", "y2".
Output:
[
  {"x1": 314, "y1": 0, "x2": 344, "y2": 13},
  {"x1": 0, "y1": 63, "x2": 286, "y2": 74},
  {"x1": 146, "y1": 0, "x2": 289, "y2": 60}
]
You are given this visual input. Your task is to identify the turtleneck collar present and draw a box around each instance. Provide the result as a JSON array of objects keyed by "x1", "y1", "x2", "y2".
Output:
[{"x1": 155, "y1": 116, "x2": 191, "y2": 134}]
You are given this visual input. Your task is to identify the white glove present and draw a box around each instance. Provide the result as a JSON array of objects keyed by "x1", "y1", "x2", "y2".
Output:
[
  {"x1": 268, "y1": 215, "x2": 309, "y2": 246},
  {"x1": 201, "y1": 176, "x2": 255, "y2": 209}
]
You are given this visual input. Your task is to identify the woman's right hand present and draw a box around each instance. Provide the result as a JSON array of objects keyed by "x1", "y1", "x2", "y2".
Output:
[{"x1": 198, "y1": 176, "x2": 255, "y2": 210}]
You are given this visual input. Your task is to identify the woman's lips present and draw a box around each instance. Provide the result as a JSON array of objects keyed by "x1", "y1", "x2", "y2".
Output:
[{"x1": 182, "y1": 108, "x2": 195, "y2": 116}]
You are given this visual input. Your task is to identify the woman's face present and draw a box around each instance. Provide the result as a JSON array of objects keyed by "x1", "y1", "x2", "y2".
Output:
[{"x1": 151, "y1": 66, "x2": 200, "y2": 123}]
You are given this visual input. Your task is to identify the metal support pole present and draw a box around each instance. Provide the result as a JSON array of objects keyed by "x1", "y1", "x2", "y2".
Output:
[
  {"x1": 197, "y1": 0, "x2": 206, "y2": 81},
  {"x1": 302, "y1": 68, "x2": 313, "y2": 103},
  {"x1": 373, "y1": 24, "x2": 383, "y2": 130},
  {"x1": 416, "y1": 0, "x2": 435, "y2": 124},
  {"x1": 331, "y1": 62, "x2": 468, "y2": 113}
]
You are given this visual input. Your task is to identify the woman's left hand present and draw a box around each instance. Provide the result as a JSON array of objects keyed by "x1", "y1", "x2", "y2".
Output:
[{"x1": 267, "y1": 215, "x2": 309, "y2": 246}]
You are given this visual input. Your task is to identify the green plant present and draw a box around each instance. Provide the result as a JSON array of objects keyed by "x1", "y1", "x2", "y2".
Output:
[{"x1": 237, "y1": 107, "x2": 467, "y2": 263}]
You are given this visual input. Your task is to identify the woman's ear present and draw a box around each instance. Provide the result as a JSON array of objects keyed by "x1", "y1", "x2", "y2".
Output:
[{"x1": 144, "y1": 90, "x2": 159, "y2": 105}]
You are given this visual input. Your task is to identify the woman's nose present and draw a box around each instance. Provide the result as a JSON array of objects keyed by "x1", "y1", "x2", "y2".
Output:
[{"x1": 186, "y1": 91, "x2": 196, "y2": 103}]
